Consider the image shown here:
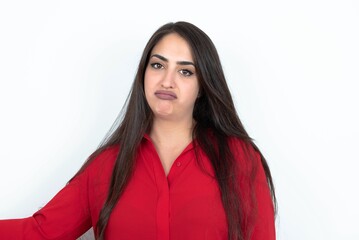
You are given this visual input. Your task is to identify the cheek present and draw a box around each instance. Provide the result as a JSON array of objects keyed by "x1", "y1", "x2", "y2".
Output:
[
  {"x1": 144, "y1": 72, "x2": 152, "y2": 96},
  {"x1": 144, "y1": 70, "x2": 157, "y2": 91},
  {"x1": 188, "y1": 90, "x2": 198, "y2": 101},
  {"x1": 143, "y1": 81, "x2": 151, "y2": 106},
  {"x1": 144, "y1": 74, "x2": 158, "y2": 110},
  {"x1": 189, "y1": 82, "x2": 200, "y2": 99},
  {"x1": 183, "y1": 85, "x2": 200, "y2": 107}
]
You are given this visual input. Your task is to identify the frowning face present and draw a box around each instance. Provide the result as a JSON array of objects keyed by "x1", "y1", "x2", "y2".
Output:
[{"x1": 144, "y1": 33, "x2": 200, "y2": 122}]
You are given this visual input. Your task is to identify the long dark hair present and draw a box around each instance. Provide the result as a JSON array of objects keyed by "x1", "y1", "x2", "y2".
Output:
[{"x1": 75, "y1": 21, "x2": 276, "y2": 240}]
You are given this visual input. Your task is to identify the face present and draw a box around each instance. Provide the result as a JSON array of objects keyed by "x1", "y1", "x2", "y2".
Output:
[{"x1": 144, "y1": 33, "x2": 200, "y2": 121}]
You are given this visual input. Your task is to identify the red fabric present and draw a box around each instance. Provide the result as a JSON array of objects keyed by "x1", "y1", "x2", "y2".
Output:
[{"x1": 0, "y1": 135, "x2": 275, "y2": 240}]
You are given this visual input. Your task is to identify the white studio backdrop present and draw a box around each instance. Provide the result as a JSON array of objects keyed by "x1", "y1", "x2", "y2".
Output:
[{"x1": 0, "y1": 1, "x2": 358, "y2": 239}]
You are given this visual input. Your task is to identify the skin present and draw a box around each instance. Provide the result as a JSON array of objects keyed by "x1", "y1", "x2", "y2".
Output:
[
  {"x1": 144, "y1": 33, "x2": 200, "y2": 175},
  {"x1": 144, "y1": 33, "x2": 199, "y2": 122}
]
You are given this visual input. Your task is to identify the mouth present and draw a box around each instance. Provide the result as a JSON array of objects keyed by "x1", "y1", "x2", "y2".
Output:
[{"x1": 154, "y1": 90, "x2": 177, "y2": 100}]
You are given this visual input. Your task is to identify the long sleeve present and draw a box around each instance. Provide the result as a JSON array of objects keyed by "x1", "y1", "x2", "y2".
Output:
[
  {"x1": 229, "y1": 137, "x2": 276, "y2": 240},
  {"x1": 0, "y1": 165, "x2": 92, "y2": 240},
  {"x1": 250, "y1": 150, "x2": 276, "y2": 240}
]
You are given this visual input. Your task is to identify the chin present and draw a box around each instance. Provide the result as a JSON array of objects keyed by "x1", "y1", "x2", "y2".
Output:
[
  {"x1": 155, "y1": 112, "x2": 172, "y2": 117},
  {"x1": 153, "y1": 111, "x2": 176, "y2": 120}
]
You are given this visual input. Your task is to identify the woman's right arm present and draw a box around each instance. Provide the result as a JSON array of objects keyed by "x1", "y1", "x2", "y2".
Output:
[{"x1": 0, "y1": 162, "x2": 93, "y2": 240}]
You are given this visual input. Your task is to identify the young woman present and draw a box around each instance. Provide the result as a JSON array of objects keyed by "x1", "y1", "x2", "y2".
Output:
[{"x1": 0, "y1": 21, "x2": 276, "y2": 240}]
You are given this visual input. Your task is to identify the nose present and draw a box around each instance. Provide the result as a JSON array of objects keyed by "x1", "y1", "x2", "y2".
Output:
[{"x1": 161, "y1": 69, "x2": 176, "y2": 89}]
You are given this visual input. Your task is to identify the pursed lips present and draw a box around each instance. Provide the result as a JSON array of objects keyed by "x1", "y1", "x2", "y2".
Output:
[{"x1": 154, "y1": 90, "x2": 177, "y2": 100}]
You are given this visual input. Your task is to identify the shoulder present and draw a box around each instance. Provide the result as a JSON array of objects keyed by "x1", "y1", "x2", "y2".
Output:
[
  {"x1": 88, "y1": 145, "x2": 120, "y2": 174},
  {"x1": 227, "y1": 136, "x2": 262, "y2": 179},
  {"x1": 74, "y1": 145, "x2": 120, "y2": 182},
  {"x1": 201, "y1": 131, "x2": 258, "y2": 166},
  {"x1": 227, "y1": 136, "x2": 257, "y2": 160},
  {"x1": 93, "y1": 145, "x2": 121, "y2": 164}
]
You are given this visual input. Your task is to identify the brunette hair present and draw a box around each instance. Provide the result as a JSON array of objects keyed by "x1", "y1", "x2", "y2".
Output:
[{"x1": 75, "y1": 21, "x2": 276, "y2": 240}]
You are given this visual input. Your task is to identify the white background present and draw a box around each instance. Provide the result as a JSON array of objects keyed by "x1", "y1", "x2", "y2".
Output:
[{"x1": 1, "y1": 1, "x2": 358, "y2": 239}]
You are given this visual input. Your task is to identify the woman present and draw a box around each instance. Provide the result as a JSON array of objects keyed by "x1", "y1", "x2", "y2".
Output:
[{"x1": 0, "y1": 21, "x2": 276, "y2": 240}]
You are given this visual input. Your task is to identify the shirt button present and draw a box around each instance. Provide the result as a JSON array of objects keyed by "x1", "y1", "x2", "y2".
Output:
[{"x1": 176, "y1": 162, "x2": 181, "y2": 167}]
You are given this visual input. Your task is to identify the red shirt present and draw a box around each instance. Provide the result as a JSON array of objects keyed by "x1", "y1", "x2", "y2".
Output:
[{"x1": 0, "y1": 135, "x2": 275, "y2": 239}]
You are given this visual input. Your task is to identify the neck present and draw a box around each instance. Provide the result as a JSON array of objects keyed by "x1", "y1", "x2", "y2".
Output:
[{"x1": 149, "y1": 117, "x2": 194, "y2": 146}]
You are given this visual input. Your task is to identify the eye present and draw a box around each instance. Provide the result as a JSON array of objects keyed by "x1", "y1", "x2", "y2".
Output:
[
  {"x1": 150, "y1": 63, "x2": 163, "y2": 69},
  {"x1": 179, "y1": 69, "x2": 194, "y2": 77}
]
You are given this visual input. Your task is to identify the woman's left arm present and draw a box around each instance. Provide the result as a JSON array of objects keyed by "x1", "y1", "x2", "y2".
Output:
[{"x1": 250, "y1": 149, "x2": 276, "y2": 240}]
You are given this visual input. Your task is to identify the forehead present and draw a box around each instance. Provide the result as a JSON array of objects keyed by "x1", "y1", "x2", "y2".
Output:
[{"x1": 151, "y1": 33, "x2": 194, "y2": 61}]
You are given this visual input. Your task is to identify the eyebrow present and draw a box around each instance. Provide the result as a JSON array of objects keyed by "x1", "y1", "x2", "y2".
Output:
[{"x1": 150, "y1": 54, "x2": 195, "y2": 67}]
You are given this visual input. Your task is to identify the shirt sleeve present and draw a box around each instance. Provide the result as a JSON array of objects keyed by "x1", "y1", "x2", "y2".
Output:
[
  {"x1": 0, "y1": 165, "x2": 92, "y2": 240},
  {"x1": 250, "y1": 147, "x2": 276, "y2": 240},
  {"x1": 229, "y1": 137, "x2": 276, "y2": 240}
]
